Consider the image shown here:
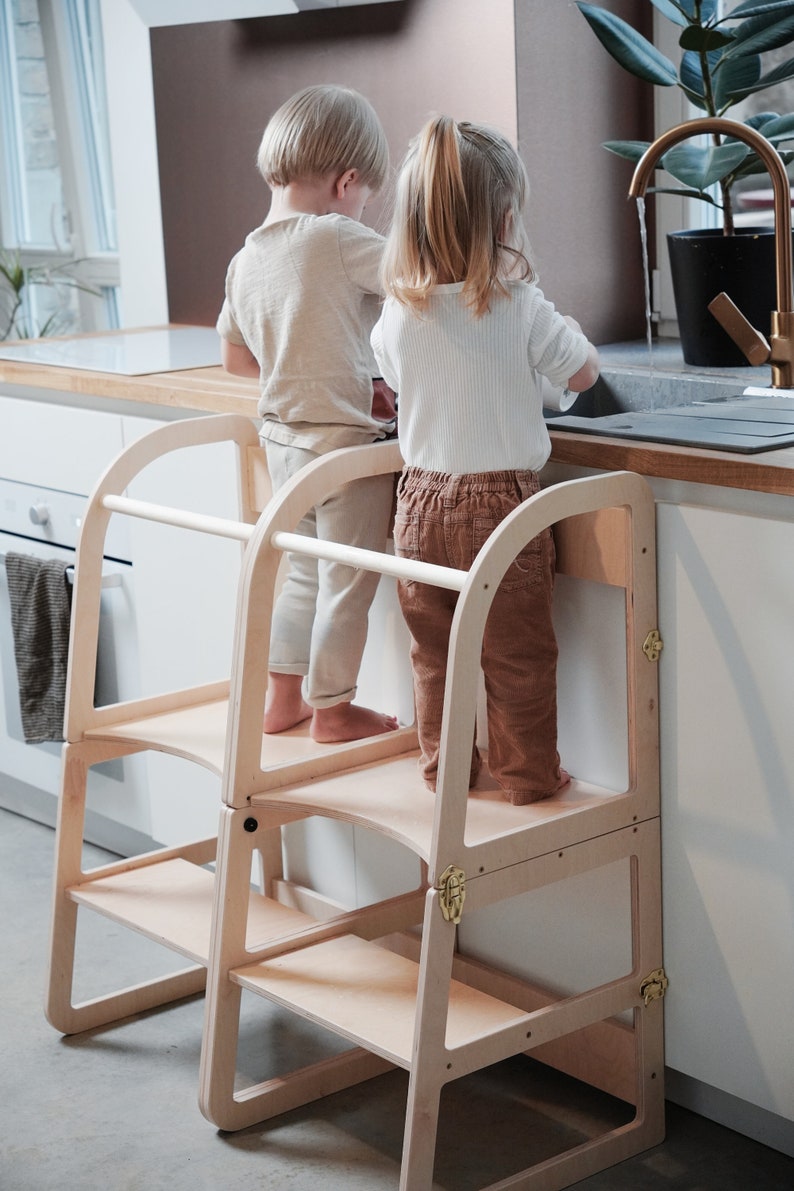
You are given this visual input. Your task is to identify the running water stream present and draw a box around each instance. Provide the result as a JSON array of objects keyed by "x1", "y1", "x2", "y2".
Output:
[{"x1": 636, "y1": 197, "x2": 656, "y2": 410}]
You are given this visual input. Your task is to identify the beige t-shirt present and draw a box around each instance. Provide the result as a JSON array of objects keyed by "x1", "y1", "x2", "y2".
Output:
[{"x1": 217, "y1": 213, "x2": 392, "y2": 453}]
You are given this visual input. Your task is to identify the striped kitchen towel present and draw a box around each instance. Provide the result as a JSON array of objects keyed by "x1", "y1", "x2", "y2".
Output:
[{"x1": 4, "y1": 553, "x2": 72, "y2": 742}]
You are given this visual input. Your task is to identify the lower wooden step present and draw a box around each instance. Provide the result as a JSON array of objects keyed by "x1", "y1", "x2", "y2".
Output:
[{"x1": 231, "y1": 932, "x2": 527, "y2": 1069}]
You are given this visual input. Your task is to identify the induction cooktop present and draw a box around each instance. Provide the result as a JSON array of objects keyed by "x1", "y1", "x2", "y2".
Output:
[{"x1": 0, "y1": 326, "x2": 222, "y2": 376}]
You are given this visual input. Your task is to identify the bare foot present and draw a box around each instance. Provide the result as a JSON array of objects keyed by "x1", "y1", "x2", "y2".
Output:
[
  {"x1": 311, "y1": 702, "x2": 399, "y2": 743},
  {"x1": 503, "y1": 767, "x2": 573, "y2": 806},
  {"x1": 263, "y1": 672, "x2": 312, "y2": 734}
]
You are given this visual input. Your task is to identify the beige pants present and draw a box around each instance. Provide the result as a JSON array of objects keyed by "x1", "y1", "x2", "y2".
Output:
[{"x1": 264, "y1": 439, "x2": 394, "y2": 709}]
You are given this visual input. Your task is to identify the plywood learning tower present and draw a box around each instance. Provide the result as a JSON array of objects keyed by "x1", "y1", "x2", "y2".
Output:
[{"x1": 47, "y1": 413, "x2": 665, "y2": 1189}]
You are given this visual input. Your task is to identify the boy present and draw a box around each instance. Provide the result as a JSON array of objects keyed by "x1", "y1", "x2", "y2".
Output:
[{"x1": 218, "y1": 85, "x2": 397, "y2": 742}]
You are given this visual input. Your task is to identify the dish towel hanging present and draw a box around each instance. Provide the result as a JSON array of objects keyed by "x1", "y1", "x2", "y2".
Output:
[{"x1": 4, "y1": 553, "x2": 72, "y2": 742}]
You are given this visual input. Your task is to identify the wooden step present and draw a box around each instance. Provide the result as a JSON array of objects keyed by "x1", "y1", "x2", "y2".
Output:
[
  {"x1": 231, "y1": 933, "x2": 527, "y2": 1069},
  {"x1": 85, "y1": 699, "x2": 230, "y2": 773},
  {"x1": 252, "y1": 752, "x2": 626, "y2": 862},
  {"x1": 68, "y1": 858, "x2": 316, "y2": 965},
  {"x1": 86, "y1": 696, "x2": 417, "y2": 786}
]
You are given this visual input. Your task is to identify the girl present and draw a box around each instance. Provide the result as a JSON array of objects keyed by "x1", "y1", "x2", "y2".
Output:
[{"x1": 371, "y1": 117, "x2": 600, "y2": 803}]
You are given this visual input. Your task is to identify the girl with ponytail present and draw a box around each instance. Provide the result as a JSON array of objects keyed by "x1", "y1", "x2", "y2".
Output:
[{"x1": 372, "y1": 116, "x2": 599, "y2": 802}]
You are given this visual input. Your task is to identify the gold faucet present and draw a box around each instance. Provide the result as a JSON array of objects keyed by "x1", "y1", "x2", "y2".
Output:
[{"x1": 629, "y1": 117, "x2": 794, "y2": 388}]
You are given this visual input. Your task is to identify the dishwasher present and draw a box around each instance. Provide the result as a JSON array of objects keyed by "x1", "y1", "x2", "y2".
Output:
[{"x1": 0, "y1": 474, "x2": 152, "y2": 852}]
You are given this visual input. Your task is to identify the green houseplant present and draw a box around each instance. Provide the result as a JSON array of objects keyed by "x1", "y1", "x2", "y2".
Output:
[
  {"x1": 0, "y1": 249, "x2": 98, "y2": 341},
  {"x1": 578, "y1": 0, "x2": 794, "y2": 364}
]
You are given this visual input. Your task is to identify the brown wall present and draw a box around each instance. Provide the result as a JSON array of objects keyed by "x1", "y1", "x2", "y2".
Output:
[
  {"x1": 516, "y1": 1, "x2": 653, "y2": 343},
  {"x1": 151, "y1": 0, "x2": 652, "y2": 344}
]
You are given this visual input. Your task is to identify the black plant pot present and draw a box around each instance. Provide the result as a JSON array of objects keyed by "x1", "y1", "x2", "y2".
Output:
[{"x1": 667, "y1": 226, "x2": 778, "y2": 367}]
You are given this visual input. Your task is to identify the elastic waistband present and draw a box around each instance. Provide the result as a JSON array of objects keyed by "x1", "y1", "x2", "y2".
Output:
[{"x1": 399, "y1": 465, "x2": 540, "y2": 496}]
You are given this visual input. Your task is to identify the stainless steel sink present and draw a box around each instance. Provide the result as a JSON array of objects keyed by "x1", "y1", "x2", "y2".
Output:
[{"x1": 547, "y1": 394, "x2": 794, "y2": 453}]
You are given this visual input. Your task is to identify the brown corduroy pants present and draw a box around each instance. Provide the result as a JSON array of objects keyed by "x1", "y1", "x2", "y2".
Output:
[{"x1": 394, "y1": 466, "x2": 563, "y2": 804}]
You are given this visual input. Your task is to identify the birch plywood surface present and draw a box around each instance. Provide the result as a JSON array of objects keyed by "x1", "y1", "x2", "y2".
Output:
[
  {"x1": 69, "y1": 858, "x2": 317, "y2": 964},
  {"x1": 85, "y1": 696, "x2": 416, "y2": 779},
  {"x1": 252, "y1": 752, "x2": 627, "y2": 863},
  {"x1": 232, "y1": 933, "x2": 527, "y2": 1069},
  {"x1": 86, "y1": 698, "x2": 230, "y2": 773}
]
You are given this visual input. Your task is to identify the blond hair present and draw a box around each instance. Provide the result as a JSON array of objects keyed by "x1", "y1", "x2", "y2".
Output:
[
  {"x1": 257, "y1": 84, "x2": 388, "y2": 191},
  {"x1": 381, "y1": 117, "x2": 534, "y2": 317}
]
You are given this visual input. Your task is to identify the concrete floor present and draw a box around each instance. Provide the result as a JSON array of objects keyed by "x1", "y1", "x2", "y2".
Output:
[{"x1": 3, "y1": 804, "x2": 794, "y2": 1191}]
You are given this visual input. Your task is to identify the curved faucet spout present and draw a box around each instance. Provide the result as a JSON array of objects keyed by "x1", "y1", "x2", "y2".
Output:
[
  {"x1": 629, "y1": 117, "x2": 794, "y2": 387},
  {"x1": 629, "y1": 117, "x2": 792, "y2": 312}
]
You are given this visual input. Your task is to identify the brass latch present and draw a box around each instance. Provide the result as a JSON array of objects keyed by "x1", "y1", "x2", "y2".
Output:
[
  {"x1": 640, "y1": 967, "x2": 669, "y2": 1006},
  {"x1": 436, "y1": 864, "x2": 466, "y2": 924},
  {"x1": 642, "y1": 629, "x2": 664, "y2": 662}
]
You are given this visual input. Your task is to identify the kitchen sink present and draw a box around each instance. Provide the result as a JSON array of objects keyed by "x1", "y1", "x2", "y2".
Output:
[{"x1": 547, "y1": 394, "x2": 794, "y2": 453}]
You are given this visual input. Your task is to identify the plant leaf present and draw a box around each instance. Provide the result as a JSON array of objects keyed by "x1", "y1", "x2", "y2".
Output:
[
  {"x1": 752, "y1": 111, "x2": 794, "y2": 139},
  {"x1": 576, "y1": 3, "x2": 678, "y2": 84},
  {"x1": 732, "y1": 146, "x2": 794, "y2": 177},
  {"x1": 649, "y1": 0, "x2": 688, "y2": 28},
  {"x1": 646, "y1": 185, "x2": 722, "y2": 207},
  {"x1": 661, "y1": 141, "x2": 751, "y2": 188},
  {"x1": 677, "y1": 0, "x2": 719, "y2": 19},
  {"x1": 726, "y1": 53, "x2": 794, "y2": 97},
  {"x1": 713, "y1": 50, "x2": 762, "y2": 106},
  {"x1": 680, "y1": 47, "x2": 726, "y2": 108},
  {"x1": 603, "y1": 139, "x2": 652, "y2": 162},
  {"x1": 680, "y1": 26, "x2": 734, "y2": 50},
  {"x1": 728, "y1": 11, "x2": 794, "y2": 55},
  {"x1": 738, "y1": 109, "x2": 782, "y2": 131},
  {"x1": 724, "y1": 1, "x2": 794, "y2": 21}
]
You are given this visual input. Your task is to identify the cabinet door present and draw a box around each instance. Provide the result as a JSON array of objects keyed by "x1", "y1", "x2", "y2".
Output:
[
  {"x1": 0, "y1": 394, "x2": 124, "y2": 492},
  {"x1": 657, "y1": 501, "x2": 794, "y2": 1122}
]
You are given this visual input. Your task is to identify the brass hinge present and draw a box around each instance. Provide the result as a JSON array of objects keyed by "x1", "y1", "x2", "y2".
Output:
[
  {"x1": 436, "y1": 864, "x2": 466, "y2": 924},
  {"x1": 640, "y1": 967, "x2": 669, "y2": 1006},
  {"x1": 642, "y1": 629, "x2": 664, "y2": 662}
]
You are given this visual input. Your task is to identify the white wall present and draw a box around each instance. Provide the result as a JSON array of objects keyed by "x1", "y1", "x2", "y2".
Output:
[{"x1": 99, "y1": 0, "x2": 168, "y2": 327}]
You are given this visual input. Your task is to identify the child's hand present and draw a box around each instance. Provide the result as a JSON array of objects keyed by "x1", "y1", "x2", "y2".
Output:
[{"x1": 371, "y1": 378, "x2": 397, "y2": 423}]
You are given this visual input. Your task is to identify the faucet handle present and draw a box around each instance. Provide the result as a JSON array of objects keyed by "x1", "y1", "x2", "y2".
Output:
[{"x1": 708, "y1": 292, "x2": 771, "y2": 366}]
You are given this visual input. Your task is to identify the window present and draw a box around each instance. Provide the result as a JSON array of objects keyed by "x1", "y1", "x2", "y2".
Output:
[{"x1": 0, "y1": 0, "x2": 119, "y2": 339}]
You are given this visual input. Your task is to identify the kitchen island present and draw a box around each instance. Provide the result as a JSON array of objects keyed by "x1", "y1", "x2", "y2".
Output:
[{"x1": 1, "y1": 338, "x2": 792, "y2": 1158}]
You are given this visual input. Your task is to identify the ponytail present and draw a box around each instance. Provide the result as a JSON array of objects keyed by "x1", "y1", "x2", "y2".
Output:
[
  {"x1": 381, "y1": 116, "x2": 534, "y2": 316},
  {"x1": 420, "y1": 117, "x2": 469, "y2": 286}
]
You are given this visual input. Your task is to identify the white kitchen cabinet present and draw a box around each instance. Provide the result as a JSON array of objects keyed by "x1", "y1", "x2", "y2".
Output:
[
  {"x1": 655, "y1": 497, "x2": 794, "y2": 1129},
  {"x1": 0, "y1": 394, "x2": 125, "y2": 493},
  {"x1": 542, "y1": 460, "x2": 794, "y2": 1152}
]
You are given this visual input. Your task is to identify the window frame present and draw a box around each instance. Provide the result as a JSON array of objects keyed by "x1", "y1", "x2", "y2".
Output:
[{"x1": 0, "y1": 0, "x2": 119, "y2": 336}]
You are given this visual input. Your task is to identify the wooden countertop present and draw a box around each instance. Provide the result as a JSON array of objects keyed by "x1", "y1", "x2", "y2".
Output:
[
  {"x1": 0, "y1": 354, "x2": 260, "y2": 416},
  {"x1": 548, "y1": 429, "x2": 794, "y2": 498},
  {"x1": 3, "y1": 346, "x2": 794, "y2": 498}
]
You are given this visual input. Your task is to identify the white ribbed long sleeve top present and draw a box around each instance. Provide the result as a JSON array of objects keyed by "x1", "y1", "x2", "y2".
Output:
[{"x1": 370, "y1": 280, "x2": 590, "y2": 473}]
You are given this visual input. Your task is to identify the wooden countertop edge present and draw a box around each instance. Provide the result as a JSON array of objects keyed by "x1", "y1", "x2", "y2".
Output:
[
  {"x1": 0, "y1": 359, "x2": 260, "y2": 417},
  {"x1": 549, "y1": 429, "x2": 794, "y2": 497}
]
